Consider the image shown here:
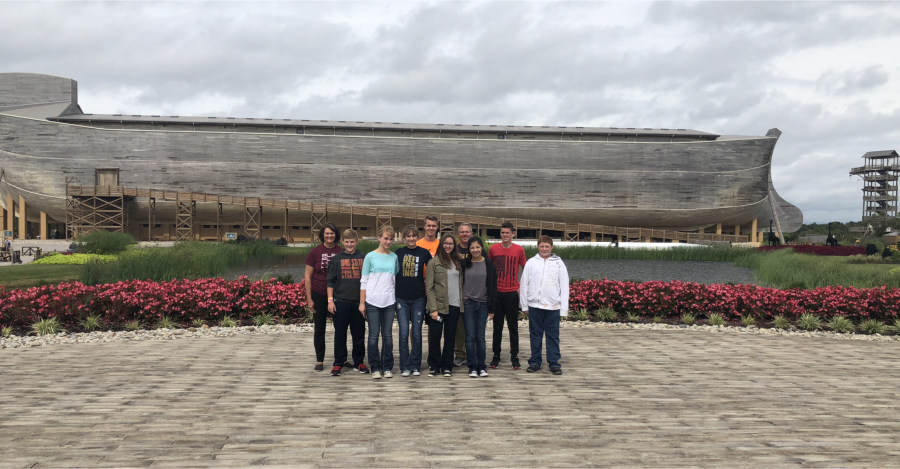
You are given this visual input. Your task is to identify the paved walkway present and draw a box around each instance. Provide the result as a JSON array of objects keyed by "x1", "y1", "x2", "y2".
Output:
[{"x1": 1, "y1": 325, "x2": 899, "y2": 468}]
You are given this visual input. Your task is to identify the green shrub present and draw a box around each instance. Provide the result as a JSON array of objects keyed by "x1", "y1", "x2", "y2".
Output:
[
  {"x1": 773, "y1": 316, "x2": 791, "y2": 330},
  {"x1": 597, "y1": 307, "x2": 618, "y2": 322},
  {"x1": 124, "y1": 320, "x2": 142, "y2": 331},
  {"x1": 32, "y1": 253, "x2": 117, "y2": 265},
  {"x1": 796, "y1": 313, "x2": 821, "y2": 331},
  {"x1": 275, "y1": 274, "x2": 295, "y2": 285},
  {"x1": 707, "y1": 313, "x2": 725, "y2": 326},
  {"x1": 1, "y1": 326, "x2": 12, "y2": 338},
  {"x1": 625, "y1": 311, "x2": 640, "y2": 323},
  {"x1": 192, "y1": 318, "x2": 208, "y2": 328},
  {"x1": 858, "y1": 319, "x2": 885, "y2": 335},
  {"x1": 827, "y1": 315, "x2": 855, "y2": 333},
  {"x1": 31, "y1": 317, "x2": 62, "y2": 336},
  {"x1": 740, "y1": 316, "x2": 757, "y2": 327},
  {"x1": 81, "y1": 240, "x2": 276, "y2": 285},
  {"x1": 219, "y1": 316, "x2": 238, "y2": 328},
  {"x1": 79, "y1": 314, "x2": 104, "y2": 332},
  {"x1": 652, "y1": 314, "x2": 664, "y2": 323},
  {"x1": 76, "y1": 230, "x2": 137, "y2": 254},
  {"x1": 156, "y1": 316, "x2": 178, "y2": 330},
  {"x1": 680, "y1": 312, "x2": 696, "y2": 325},
  {"x1": 253, "y1": 313, "x2": 275, "y2": 326}
]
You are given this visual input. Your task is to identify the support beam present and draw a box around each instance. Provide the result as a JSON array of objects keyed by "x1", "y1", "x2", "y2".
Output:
[
  {"x1": 40, "y1": 211, "x2": 48, "y2": 240},
  {"x1": 310, "y1": 203, "x2": 327, "y2": 242},
  {"x1": 376, "y1": 209, "x2": 392, "y2": 236},
  {"x1": 751, "y1": 218, "x2": 758, "y2": 243},
  {"x1": 243, "y1": 204, "x2": 261, "y2": 240},
  {"x1": 715, "y1": 223, "x2": 722, "y2": 235},
  {"x1": 18, "y1": 195, "x2": 25, "y2": 239},
  {"x1": 175, "y1": 200, "x2": 195, "y2": 242},
  {"x1": 216, "y1": 203, "x2": 222, "y2": 242},
  {"x1": 5, "y1": 194, "x2": 12, "y2": 233},
  {"x1": 439, "y1": 213, "x2": 455, "y2": 235},
  {"x1": 147, "y1": 197, "x2": 155, "y2": 242}
]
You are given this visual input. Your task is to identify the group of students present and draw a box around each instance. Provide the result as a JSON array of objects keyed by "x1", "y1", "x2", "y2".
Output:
[{"x1": 304, "y1": 217, "x2": 569, "y2": 379}]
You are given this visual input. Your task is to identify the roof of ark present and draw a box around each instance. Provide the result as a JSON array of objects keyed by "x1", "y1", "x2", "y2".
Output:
[{"x1": 51, "y1": 113, "x2": 721, "y2": 139}]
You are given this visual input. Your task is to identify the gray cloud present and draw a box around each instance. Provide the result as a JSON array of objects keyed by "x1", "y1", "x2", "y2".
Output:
[{"x1": 2, "y1": 0, "x2": 900, "y2": 223}]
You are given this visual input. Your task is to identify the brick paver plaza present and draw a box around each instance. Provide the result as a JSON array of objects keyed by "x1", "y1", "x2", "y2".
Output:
[{"x1": 1, "y1": 325, "x2": 899, "y2": 468}]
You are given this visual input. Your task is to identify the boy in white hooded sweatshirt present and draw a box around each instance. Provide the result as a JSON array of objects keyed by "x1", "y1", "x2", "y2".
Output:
[{"x1": 519, "y1": 235, "x2": 569, "y2": 375}]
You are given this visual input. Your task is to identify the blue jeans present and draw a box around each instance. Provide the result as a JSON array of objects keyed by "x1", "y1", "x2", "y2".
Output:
[
  {"x1": 366, "y1": 302, "x2": 396, "y2": 372},
  {"x1": 463, "y1": 299, "x2": 489, "y2": 372},
  {"x1": 528, "y1": 307, "x2": 561, "y2": 368},
  {"x1": 396, "y1": 297, "x2": 426, "y2": 373}
]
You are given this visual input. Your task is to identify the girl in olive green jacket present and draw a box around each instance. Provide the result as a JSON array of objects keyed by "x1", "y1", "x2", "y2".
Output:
[{"x1": 425, "y1": 233, "x2": 465, "y2": 376}]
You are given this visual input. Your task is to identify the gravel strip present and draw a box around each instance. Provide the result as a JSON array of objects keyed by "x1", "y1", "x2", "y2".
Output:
[{"x1": 3, "y1": 319, "x2": 897, "y2": 349}]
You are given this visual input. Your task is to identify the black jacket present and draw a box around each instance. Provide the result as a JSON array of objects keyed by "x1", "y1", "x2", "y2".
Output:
[{"x1": 461, "y1": 257, "x2": 498, "y2": 315}]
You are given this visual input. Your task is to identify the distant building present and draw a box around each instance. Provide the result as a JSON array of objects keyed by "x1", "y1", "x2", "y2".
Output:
[{"x1": 850, "y1": 150, "x2": 900, "y2": 222}]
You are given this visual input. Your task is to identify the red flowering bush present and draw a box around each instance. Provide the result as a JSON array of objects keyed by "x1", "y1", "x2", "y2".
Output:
[
  {"x1": 238, "y1": 279, "x2": 307, "y2": 321},
  {"x1": 0, "y1": 278, "x2": 309, "y2": 333},
  {"x1": 3, "y1": 277, "x2": 898, "y2": 334},
  {"x1": 569, "y1": 279, "x2": 900, "y2": 323}
]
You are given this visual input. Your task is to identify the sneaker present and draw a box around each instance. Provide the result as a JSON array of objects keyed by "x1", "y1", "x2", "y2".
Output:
[
  {"x1": 443, "y1": 370, "x2": 452, "y2": 377},
  {"x1": 330, "y1": 365, "x2": 342, "y2": 376},
  {"x1": 355, "y1": 363, "x2": 371, "y2": 374},
  {"x1": 383, "y1": 370, "x2": 393, "y2": 378},
  {"x1": 412, "y1": 370, "x2": 421, "y2": 376},
  {"x1": 479, "y1": 370, "x2": 488, "y2": 377},
  {"x1": 372, "y1": 371, "x2": 383, "y2": 379},
  {"x1": 469, "y1": 370, "x2": 478, "y2": 378},
  {"x1": 489, "y1": 356, "x2": 500, "y2": 369},
  {"x1": 428, "y1": 369, "x2": 438, "y2": 377},
  {"x1": 526, "y1": 365, "x2": 540, "y2": 373},
  {"x1": 550, "y1": 367, "x2": 563, "y2": 375},
  {"x1": 511, "y1": 357, "x2": 521, "y2": 370},
  {"x1": 453, "y1": 356, "x2": 465, "y2": 368},
  {"x1": 314, "y1": 364, "x2": 324, "y2": 372},
  {"x1": 401, "y1": 370, "x2": 411, "y2": 377},
  {"x1": 343, "y1": 361, "x2": 352, "y2": 368}
]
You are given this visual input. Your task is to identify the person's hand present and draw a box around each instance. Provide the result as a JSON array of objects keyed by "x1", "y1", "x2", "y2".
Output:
[
  {"x1": 431, "y1": 311, "x2": 439, "y2": 321},
  {"x1": 488, "y1": 313, "x2": 494, "y2": 321},
  {"x1": 359, "y1": 303, "x2": 366, "y2": 318},
  {"x1": 327, "y1": 302, "x2": 336, "y2": 314}
]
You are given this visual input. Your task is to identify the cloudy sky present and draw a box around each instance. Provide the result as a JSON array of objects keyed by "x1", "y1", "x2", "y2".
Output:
[{"x1": 3, "y1": 0, "x2": 900, "y2": 225}]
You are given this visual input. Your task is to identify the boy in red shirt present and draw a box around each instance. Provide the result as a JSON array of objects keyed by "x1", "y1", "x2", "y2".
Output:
[{"x1": 487, "y1": 222, "x2": 527, "y2": 369}]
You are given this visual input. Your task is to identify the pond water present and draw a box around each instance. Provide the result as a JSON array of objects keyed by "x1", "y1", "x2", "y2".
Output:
[{"x1": 228, "y1": 255, "x2": 758, "y2": 286}]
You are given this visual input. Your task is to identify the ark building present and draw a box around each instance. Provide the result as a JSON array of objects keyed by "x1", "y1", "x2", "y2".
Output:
[{"x1": 1, "y1": 73, "x2": 802, "y2": 243}]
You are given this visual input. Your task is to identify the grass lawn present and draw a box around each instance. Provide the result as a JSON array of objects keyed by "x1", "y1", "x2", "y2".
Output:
[{"x1": 0, "y1": 264, "x2": 82, "y2": 290}]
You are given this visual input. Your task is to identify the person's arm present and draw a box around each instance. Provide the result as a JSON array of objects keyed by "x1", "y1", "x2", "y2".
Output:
[
  {"x1": 425, "y1": 259, "x2": 440, "y2": 321},
  {"x1": 304, "y1": 264, "x2": 315, "y2": 311},
  {"x1": 327, "y1": 286, "x2": 336, "y2": 314},
  {"x1": 559, "y1": 260, "x2": 570, "y2": 316},
  {"x1": 359, "y1": 255, "x2": 371, "y2": 317},
  {"x1": 519, "y1": 262, "x2": 530, "y2": 312}
]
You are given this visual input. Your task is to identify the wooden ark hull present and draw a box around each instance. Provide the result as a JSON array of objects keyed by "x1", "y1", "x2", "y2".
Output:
[{"x1": 0, "y1": 73, "x2": 802, "y2": 238}]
